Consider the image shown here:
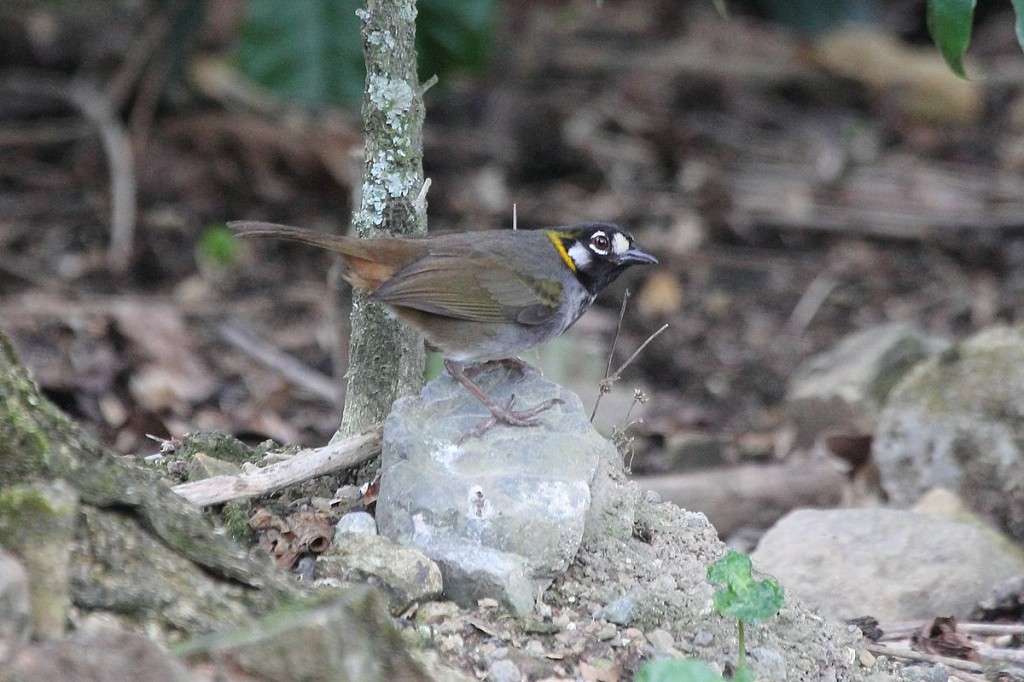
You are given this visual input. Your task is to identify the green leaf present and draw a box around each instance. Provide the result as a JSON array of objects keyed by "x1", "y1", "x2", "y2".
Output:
[
  {"x1": 198, "y1": 224, "x2": 240, "y2": 267},
  {"x1": 707, "y1": 551, "x2": 784, "y2": 624},
  {"x1": 926, "y1": 0, "x2": 976, "y2": 78},
  {"x1": 237, "y1": 0, "x2": 364, "y2": 106},
  {"x1": 417, "y1": 0, "x2": 495, "y2": 81},
  {"x1": 635, "y1": 659, "x2": 724, "y2": 682},
  {"x1": 1013, "y1": 0, "x2": 1024, "y2": 57}
]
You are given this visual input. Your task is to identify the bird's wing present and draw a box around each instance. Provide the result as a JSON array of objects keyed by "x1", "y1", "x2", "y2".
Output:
[{"x1": 369, "y1": 253, "x2": 562, "y2": 325}]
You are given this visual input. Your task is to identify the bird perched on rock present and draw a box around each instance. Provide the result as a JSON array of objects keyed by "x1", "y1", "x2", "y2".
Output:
[{"x1": 230, "y1": 221, "x2": 657, "y2": 437}]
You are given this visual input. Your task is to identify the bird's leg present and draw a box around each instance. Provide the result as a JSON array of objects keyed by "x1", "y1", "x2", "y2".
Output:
[
  {"x1": 463, "y1": 357, "x2": 539, "y2": 378},
  {"x1": 445, "y1": 359, "x2": 561, "y2": 438}
]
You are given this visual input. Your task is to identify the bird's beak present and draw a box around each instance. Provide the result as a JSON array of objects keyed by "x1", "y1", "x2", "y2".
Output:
[{"x1": 618, "y1": 245, "x2": 658, "y2": 266}]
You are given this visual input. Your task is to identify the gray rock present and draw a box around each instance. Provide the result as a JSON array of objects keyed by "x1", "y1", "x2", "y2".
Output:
[
  {"x1": 787, "y1": 322, "x2": 946, "y2": 449},
  {"x1": 487, "y1": 658, "x2": 522, "y2": 682},
  {"x1": 901, "y1": 665, "x2": 949, "y2": 682},
  {"x1": 596, "y1": 595, "x2": 636, "y2": 625},
  {"x1": 646, "y1": 628, "x2": 675, "y2": 653},
  {"x1": 873, "y1": 326, "x2": 1024, "y2": 541},
  {"x1": 7, "y1": 631, "x2": 191, "y2": 682},
  {"x1": 377, "y1": 364, "x2": 636, "y2": 611},
  {"x1": 0, "y1": 549, "x2": 30, "y2": 665},
  {"x1": 317, "y1": 533, "x2": 442, "y2": 614},
  {"x1": 428, "y1": 541, "x2": 535, "y2": 616},
  {"x1": 748, "y1": 647, "x2": 787, "y2": 681},
  {"x1": 751, "y1": 508, "x2": 1024, "y2": 621},
  {"x1": 335, "y1": 511, "x2": 378, "y2": 537},
  {"x1": 176, "y1": 586, "x2": 437, "y2": 682}
]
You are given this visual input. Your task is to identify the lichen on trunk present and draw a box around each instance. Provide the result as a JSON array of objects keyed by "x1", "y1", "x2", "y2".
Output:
[{"x1": 339, "y1": 0, "x2": 428, "y2": 443}]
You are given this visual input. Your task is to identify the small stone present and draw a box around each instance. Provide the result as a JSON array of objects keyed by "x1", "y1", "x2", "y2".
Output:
[
  {"x1": 596, "y1": 596, "x2": 635, "y2": 625},
  {"x1": 596, "y1": 623, "x2": 618, "y2": 641},
  {"x1": 902, "y1": 665, "x2": 949, "y2": 682},
  {"x1": 524, "y1": 639, "x2": 545, "y2": 657},
  {"x1": 624, "y1": 627, "x2": 644, "y2": 641},
  {"x1": 748, "y1": 647, "x2": 787, "y2": 680},
  {"x1": 692, "y1": 630, "x2": 713, "y2": 647},
  {"x1": 552, "y1": 613, "x2": 571, "y2": 629},
  {"x1": 413, "y1": 600, "x2": 461, "y2": 625},
  {"x1": 440, "y1": 634, "x2": 464, "y2": 653},
  {"x1": 334, "y1": 511, "x2": 377, "y2": 537},
  {"x1": 478, "y1": 598, "x2": 500, "y2": 609},
  {"x1": 487, "y1": 659, "x2": 522, "y2": 682},
  {"x1": 646, "y1": 629, "x2": 674, "y2": 653},
  {"x1": 858, "y1": 649, "x2": 876, "y2": 667}
]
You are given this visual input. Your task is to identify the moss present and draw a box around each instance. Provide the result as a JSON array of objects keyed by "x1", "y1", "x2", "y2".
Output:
[{"x1": 220, "y1": 500, "x2": 254, "y2": 543}]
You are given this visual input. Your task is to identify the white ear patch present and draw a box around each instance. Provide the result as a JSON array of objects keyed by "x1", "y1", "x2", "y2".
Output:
[
  {"x1": 568, "y1": 241, "x2": 593, "y2": 269},
  {"x1": 611, "y1": 232, "x2": 631, "y2": 255}
]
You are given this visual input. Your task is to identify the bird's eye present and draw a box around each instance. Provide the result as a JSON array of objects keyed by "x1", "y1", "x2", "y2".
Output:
[{"x1": 591, "y1": 233, "x2": 611, "y2": 252}]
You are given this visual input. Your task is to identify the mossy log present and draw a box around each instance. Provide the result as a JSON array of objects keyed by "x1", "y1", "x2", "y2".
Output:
[{"x1": 0, "y1": 331, "x2": 300, "y2": 639}]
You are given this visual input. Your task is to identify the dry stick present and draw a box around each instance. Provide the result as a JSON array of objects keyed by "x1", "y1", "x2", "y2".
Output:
[
  {"x1": 172, "y1": 426, "x2": 382, "y2": 507},
  {"x1": 863, "y1": 643, "x2": 983, "y2": 674},
  {"x1": 218, "y1": 321, "x2": 338, "y2": 401},
  {"x1": 591, "y1": 326, "x2": 669, "y2": 422},
  {"x1": 0, "y1": 75, "x2": 136, "y2": 273},
  {"x1": 591, "y1": 290, "x2": 631, "y2": 422},
  {"x1": 67, "y1": 81, "x2": 137, "y2": 273},
  {"x1": 784, "y1": 272, "x2": 838, "y2": 336}
]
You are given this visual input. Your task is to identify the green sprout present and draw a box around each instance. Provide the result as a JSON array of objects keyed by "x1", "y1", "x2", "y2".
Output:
[
  {"x1": 707, "y1": 550, "x2": 785, "y2": 674},
  {"x1": 634, "y1": 550, "x2": 783, "y2": 682}
]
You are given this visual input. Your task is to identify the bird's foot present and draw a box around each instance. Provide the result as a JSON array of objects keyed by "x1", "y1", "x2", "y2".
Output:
[
  {"x1": 446, "y1": 359, "x2": 561, "y2": 443},
  {"x1": 457, "y1": 395, "x2": 564, "y2": 444}
]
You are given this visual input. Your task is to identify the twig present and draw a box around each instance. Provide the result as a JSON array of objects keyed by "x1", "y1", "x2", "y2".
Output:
[
  {"x1": 218, "y1": 321, "x2": 339, "y2": 402},
  {"x1": 591, "y1": 290, "x2": 631, "y2": 421},
  {"x1": 609, "y1": 324, "x2": 668, "y2": 383},
  {"x1": 863, "y1": 643, "x2": 983, "y2": 674},
  {"x1": 172, "y1": 426, "x2": 382, "y2": 506},
  {"x1": 783, "y1": 272, "x2": 838, "y2": 336},
  {"x1": 0, "y1": 73, "x2": 137, "y2": 273},
  {"x1": 68, "y1": 80, "x2": 137, "y2": 273}
]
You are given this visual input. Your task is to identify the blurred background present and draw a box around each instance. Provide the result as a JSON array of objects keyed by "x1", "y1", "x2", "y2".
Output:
[{"x1": 1, "y1": 0, "x2": 1022, "y2": 520}]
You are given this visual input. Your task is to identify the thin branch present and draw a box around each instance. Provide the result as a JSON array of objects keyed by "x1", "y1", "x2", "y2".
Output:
[
  {"x1": 172, "y1": 427, "x2": 382, "y2": 507},
  {"x1": 863, "y1": 643, "x2": 982, "y2": 674},
  {"x1": 218, "y1": 321, "x2": 338, "y2": 402}
]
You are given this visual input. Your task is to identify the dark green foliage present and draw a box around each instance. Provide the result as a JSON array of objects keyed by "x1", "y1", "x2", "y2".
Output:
[{"x1": 236, "y1": 0, "x2": 495, "y2": 106}]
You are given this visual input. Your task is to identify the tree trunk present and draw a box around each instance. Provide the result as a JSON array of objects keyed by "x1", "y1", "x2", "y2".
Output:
[{"x1": 339, "y1": 0, "x2": 428, "y2": 440}]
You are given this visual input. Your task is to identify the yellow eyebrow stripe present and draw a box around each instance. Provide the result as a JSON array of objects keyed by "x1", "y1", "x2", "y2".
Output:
[{"x1": 546, "y1": 230, "x2": 576, "y2": 272}]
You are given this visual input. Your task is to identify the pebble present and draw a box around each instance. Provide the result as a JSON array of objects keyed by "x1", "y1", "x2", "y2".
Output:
[
  {"x1": 596, "y1": 623, "x2": 618, "y2": 641},
  {"x1": 646, "y1": 628, "x2": 674, "y2": 653},
  {"x1": 334, "y1": 511, "x2": 377, "y2": 536},
  {"x1": 487, "y1": 659, "x2": 522, "y2": 682},
  {"x1": 595, "y1": 596, "x2": 635, "y2": 625},
  {"x1": 440, "y1": 634, "x2": 464, "y2": 653},
  {"x1": 524, "y1": 639, "x2": 545, "y2": 657},
  {"x1": 748, "y1": 647, "x2": 786, "y2": 680},
  {"x1": 692, "y1": 629, "x2": 714, "y2": 647},
  {"x1": 901, "y1": 665, "x2": 949, "y2": 682}
]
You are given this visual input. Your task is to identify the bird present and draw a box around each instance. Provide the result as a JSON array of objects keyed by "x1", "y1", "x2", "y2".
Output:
[{"x1": 229, "y1": 220, "x2": 657, "y2": 436}]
